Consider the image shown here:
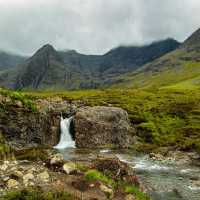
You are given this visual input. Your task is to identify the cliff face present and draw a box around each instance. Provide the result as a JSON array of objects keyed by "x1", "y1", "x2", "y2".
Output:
[{"x1": 0, "y1": 94, "x2": 78, "y2": 147}]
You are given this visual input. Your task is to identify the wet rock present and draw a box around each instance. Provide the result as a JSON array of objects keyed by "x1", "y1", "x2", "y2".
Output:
[
  {"x1": 125, "y1": 194, "x2": 136, "y2": 200},
  {"x1": 75, "y1": 106, "x2": 134, "y2": 148},
  {"x1": 192, "y1": 180, "x2": 200, "y2": 187},
  {"x1": 7, "y1": 179, "x2": 19, "y2": 189},
  {"x1": 15, "y1": 100, "x2": 23, "y2": 108},
  {"x1": 50, "y1": 153, "x2": 64, "y2": 165},
  {"x1": 45, "y1": 153, "x2": 64, "y2": 171},
  {"x1": 37, "y1": 171, "x2": 49, "y2": 182},
  {"x1": 100, "y1": 184, "x2": 113, "y2": 198},
  {"x1": 71, "y1": 179, "x2": 89, "y2": 192},
  {"x1": 149, "y1": 153, "x2": 164, "y2": 161},
  {"x1": 2, "y1": 176, "x2": 10, "y2": 182},
  {"x1": 23, "y1": 173, "x2": 34, "y2": 183},
  {"x1": 0, "y1": 163, "x2": 8, "y2": 171},
  {"x1": 125, "y1": 175, "x2": 140, "y2": 186},
  {"x1": 10, "y1": 171, "x2": 23, "y2": 180},
  {"x1": 63, "y1": 162, "x2": 77, "y2": 174},
  {"x1": 94, "y1": 157, "x2": 133, "y2": 181}
]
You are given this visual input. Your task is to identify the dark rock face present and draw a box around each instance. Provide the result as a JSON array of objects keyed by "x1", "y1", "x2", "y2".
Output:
[
  {"x1": 0, "y1": 95, "x2": 78, "y2": 147},
  {"x1": 74, "y1": 106, "x2": 134, "y2": 148}
]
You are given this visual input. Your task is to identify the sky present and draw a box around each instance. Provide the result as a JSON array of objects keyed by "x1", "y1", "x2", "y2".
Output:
[{"x1": 0, "y1": 0, "x2": 200, "y2": 56}]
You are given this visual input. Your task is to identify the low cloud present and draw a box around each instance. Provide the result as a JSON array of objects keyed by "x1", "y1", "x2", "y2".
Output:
[{"x1": 0, "y1": 0, "x2": 200, "y2": 55}]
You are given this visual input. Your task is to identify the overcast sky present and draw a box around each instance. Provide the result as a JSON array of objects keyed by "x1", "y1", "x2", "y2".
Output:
[{"x1": 0, "y1": 0, "x2": 200, "y2": 55}]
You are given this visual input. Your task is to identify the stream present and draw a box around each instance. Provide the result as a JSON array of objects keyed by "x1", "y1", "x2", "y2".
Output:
[{"x1": 58, "y1": 148, "x2": 200, "y2": 200}]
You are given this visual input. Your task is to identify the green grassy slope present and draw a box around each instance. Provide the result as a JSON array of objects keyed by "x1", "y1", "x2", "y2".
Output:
[{"x1": 111, "y1": 48, "x2": 200, "y2": 90}]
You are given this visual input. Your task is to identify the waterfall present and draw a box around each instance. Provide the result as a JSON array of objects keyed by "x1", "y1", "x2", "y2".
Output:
[{"x1": 54, "y1": 116, "x2": 75, "y2": 149}]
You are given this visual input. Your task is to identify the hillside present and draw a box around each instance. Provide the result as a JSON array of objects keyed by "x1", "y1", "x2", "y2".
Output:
[
  {"x1": 114, "y1": 28, "x2": 200, "y2": 90},
  {"x1": 0, "y1": 51, "x2": 26, "y2": 71},
  {"x1": 0, "y1": 39, "x2": 179, "y2": 90}
]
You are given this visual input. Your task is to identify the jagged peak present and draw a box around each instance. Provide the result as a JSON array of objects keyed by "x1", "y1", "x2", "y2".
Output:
[
  {"x1": 30, "y1": 44, "x2": 61, "y2": 62},
  {"x1": 36, "y1": 44, "x2": 56, "y2": 54},
  {"x1": 182, "y1": 27, "x2": 200, "y2": 48}
]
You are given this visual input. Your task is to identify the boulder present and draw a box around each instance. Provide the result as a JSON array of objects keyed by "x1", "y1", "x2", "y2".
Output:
[
  {"x1": 99, "y1": 184, "x2": 113, "y2": 198},
  {"x1": 7, "y1": 179, "x2": 19, "y2": 189},
  {"x1": 125, "y1": 194, "x2": 136, "y2": 200},
  {"x1": 45, "y1": 153, "x2": 64, "y2": 171},
  {"x1": 37, "y1": 171, "x2": 49, "y2": 182},
  {"x1": 50, "y1": 153, "x2": 64, "y2": 165},
  {"x1": 74, "y1": 106, "x2": 134, "y2": 148},
  {"x1": 23, "y1": 173, "x2": 34, "y2": 182},
  {"x1": 63, "y1": 162, "x2": 77, "y2": 174}
]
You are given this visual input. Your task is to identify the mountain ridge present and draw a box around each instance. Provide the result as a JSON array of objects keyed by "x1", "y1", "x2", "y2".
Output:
[{"x1": 0, "y1": 38, "x2": 180, "y2": 90}]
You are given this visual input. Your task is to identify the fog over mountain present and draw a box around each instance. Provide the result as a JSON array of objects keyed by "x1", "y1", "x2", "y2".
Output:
[{"x1": 0, "y1": 0, "x2": 200, "y2": 55}]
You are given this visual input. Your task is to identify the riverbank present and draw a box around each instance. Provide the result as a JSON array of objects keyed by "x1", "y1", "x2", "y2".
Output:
[{"x1": 0, "y1": 149, "x2": 151, "y2": 200}]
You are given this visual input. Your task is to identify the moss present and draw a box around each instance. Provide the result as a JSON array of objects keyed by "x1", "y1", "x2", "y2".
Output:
[
  {"x1": 14, "y1": 148, "x2": 49, "y2": 161},
  {"x1": 2, "y1": 188, "x2": 78, "y2": 200}
]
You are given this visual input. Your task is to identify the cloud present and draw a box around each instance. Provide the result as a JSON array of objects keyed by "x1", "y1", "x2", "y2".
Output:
[{"x1": 0, "y1": 0, "x2": 200, "y2": 55}]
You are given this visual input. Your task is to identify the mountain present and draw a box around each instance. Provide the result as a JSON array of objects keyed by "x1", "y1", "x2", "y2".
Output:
[
  {"x1": 0, "y1": 38, "x2": 180, "y2": 90},
  {"x1": 0, "y1": 51, "x2": 26, "y2": 71},
  {"x1": 113, "y1": 28, "x2": 200, "y2": 90}
]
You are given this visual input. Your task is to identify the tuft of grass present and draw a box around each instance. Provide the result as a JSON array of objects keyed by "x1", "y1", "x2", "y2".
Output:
[
  {"x1": 124, "y1": 185, "x2": 152, "y2": 200},
  {"x1": 85, "y1": 169, "x2": 114, "y2": 186}
]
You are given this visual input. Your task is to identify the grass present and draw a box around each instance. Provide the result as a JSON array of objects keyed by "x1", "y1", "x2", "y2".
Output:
[
  {"x1": 124, "y1": 185, "x2": 151, "y2": 200},
  {"x1": 84, "y1": 169, "x2": 151, "y2": 200},
  {"x1": 1, "y1": 188, "x2": 78, "y2": 200},
  {"x1": 0, "y1": 88, "x2": 37, "y2": 112},
  {"x1": 85, "y1": 169, "x2": 114, "y2": 186}
]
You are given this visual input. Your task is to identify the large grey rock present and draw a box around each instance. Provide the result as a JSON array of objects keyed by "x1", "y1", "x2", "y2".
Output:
[{"x1": 74, "y1": 106, "x2": 134, "y2": 148}]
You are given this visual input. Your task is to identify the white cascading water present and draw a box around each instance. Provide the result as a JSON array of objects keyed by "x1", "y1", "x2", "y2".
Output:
[{"x1": 54, "y1": 116, "x2": 75, "y2": 149}]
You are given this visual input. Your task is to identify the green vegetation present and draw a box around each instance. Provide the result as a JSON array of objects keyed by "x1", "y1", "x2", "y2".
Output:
[
  {"x1": 124, "y1": 185, "x2": 151, "y2": 200},
  {"x1": 14, "y1": 147, "x2": 49, "y2": 161},
  {"x1": 85, "y1": 169, "x2": 114, "y2": 186},
  {"x1": 1, "y1": 85, "x2": 200, "y2": 153},
  {"x1": 0, "y1": 88, "x2": 37, "y2": 112},
  {"x1": 1, "y1": 188, "x2": 78, "y2": 200},
  {"x1": 84, "y1": 169, "x2": 151, "y2": 200},
  {"x1": 22, "y1": 87, "x2": 200, "y2": 153}
]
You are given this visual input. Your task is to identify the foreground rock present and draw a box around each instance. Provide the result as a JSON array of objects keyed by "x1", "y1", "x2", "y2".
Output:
[
  {"x1": 0, "y1": 153, "x2": 150, "y2": 200},
  {"x1": 74, "y1": 106, "x2": 134, "y2": 148}
]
